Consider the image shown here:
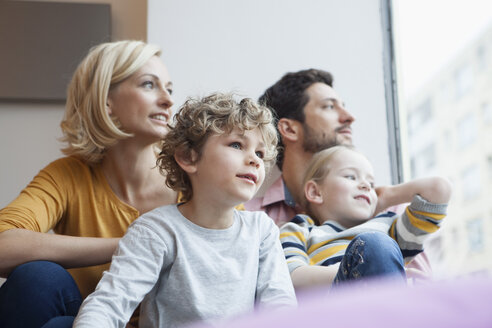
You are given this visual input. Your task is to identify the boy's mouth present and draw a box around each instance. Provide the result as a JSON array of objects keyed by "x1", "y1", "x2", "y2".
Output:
[{"x1": 237, "y1": 173, "x2": 257, "y2": 184}]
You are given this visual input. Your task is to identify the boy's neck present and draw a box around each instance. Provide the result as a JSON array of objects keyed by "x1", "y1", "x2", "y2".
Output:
[{"x1": 178, "y1": 198, "x2": 235, "y2": 230}]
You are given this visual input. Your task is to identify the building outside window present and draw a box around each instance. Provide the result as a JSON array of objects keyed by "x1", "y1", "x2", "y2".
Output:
[{"x1": 394, "y1": 0, "x2": 492, "y2": 278}]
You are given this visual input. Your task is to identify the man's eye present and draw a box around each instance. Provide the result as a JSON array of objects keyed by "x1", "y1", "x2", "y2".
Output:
[
  {"x1": 230, "y1": 142, "x2": 241, "y2": 150},
  {"x1": 255, "y1": 151, "x2": 264, "y2": 159}
]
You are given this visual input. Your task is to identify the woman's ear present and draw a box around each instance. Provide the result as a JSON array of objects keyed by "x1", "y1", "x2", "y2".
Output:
[
  {"x1": 277, "y1": 118, "x2": 301, "y2": 142},
  {"x1": 106, "y1": 97, "x2": 113, "y2": 115},
  {"x1": 174, "y1": 148, "x2": 198, "y2": 174},
  {"x1": 305, "y1": 180, "x2": 323, "y2": 205}
]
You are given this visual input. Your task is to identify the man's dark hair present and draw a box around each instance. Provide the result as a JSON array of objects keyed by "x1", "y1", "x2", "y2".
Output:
[{"x1": 259, "y1": 68, "x2": 334, "y2": 168}]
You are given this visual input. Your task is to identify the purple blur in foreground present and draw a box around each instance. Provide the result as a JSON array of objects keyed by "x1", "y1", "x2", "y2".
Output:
[{"x1": 188, "y1": 277, "x2": 492, "y2": 328}]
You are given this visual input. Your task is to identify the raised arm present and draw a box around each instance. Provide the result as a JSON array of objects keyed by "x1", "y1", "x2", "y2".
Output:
[
  {"x1": 0, "y1": 229, "x2": 119, "y2": 277},
  {"x1": 374, "y1": 176, "x2": 452, "y2": 216}
]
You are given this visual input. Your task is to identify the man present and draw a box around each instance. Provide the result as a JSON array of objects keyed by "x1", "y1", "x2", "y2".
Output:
[
  {"x1": 245, "y1": 69, "x2": 354, "y2": 226},
  {"x1": 245, "y1": 68, "x2": 432, "y2": 280}
]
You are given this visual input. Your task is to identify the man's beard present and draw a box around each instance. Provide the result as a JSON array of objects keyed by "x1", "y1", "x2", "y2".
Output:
[{"x1": 302, "y1": 123, "x2": 348, "y2": 153}]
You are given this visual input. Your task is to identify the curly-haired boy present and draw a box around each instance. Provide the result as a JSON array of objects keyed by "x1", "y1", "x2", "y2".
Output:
[{"x1": 74, "y1": 93, "x2": 297, "y2": 328}]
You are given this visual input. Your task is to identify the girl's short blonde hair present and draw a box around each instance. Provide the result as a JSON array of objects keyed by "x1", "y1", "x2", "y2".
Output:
[
  {"x1": 60, "y1": 40, "x2": 162, "y2": 163},
  {"x1": 157, "y1": 93, "x2": 278, "y2": 202}
]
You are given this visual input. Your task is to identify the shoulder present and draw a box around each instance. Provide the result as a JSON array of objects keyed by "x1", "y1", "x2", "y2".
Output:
[
  {"x1": 280, "y1": 214, "x2": 314, "y2": 235},
  {"x1": 129, "y1": 204, "x2": 181, "y2": 237},
  {"x1": 236, "y1": 209, "x2": 275, "y2": 227},
  {"x1": 42, "y1": 156, "x2": 89, "y2": 175}
]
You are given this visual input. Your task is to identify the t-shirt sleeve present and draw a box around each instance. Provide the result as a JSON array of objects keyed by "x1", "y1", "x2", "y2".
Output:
[
  {"x1": 74, "y1": 219, "x2": 167, "y2": 327},
  {"x1": 255, "y1": 213, "x2": 297, "y2": 308},
  {"x1": 0, "y1": 159, "x2": 71, "y2": 233}
]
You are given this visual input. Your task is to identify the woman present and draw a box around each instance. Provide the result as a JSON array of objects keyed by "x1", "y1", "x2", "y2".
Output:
[{"x1": 0, "y1": 40, "x2": 177, "y2": 327}]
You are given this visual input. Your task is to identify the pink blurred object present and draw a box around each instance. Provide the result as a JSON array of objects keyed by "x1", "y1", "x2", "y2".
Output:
[{"x1": 189, "y1": 278, "x2": 492, "y2": 328}]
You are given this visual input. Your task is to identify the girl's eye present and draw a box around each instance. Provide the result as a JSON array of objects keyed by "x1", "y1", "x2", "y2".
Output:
[
  {"x1": 370, "y1": 182, "x2": 375, "y2": 189},
  {"x1": 230, "y1": 142, "x2": 241, "y2": 150},
  {"x1": 166, "y1": 88, "x2": 173, "y2": 95},
  {"x1": 142, "y1": 81, "x2": 154, "y2": 89},
  {"x1": 344, "y1": 175, "x2": 356, "y2": 180},
  {"x1": 255, "y1": 151, "x2": 264, "y2": 159}
]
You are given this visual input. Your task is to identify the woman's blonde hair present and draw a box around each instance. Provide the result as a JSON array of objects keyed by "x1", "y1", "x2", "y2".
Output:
[
  {"x1": 60, "y1": 40, "x2": 162, "y2": 163},
  {"x1": 157, "y1": 92, "x2": 278, "y2": 202},
  {"x1": 302, "y1": 145, "x2": 355, "y2": 220}
]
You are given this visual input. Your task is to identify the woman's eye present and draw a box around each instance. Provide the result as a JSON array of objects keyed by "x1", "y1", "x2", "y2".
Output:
[
  {"x1": 230, "y1": 142, "x2": 241, "y2": 150},
  {"x1": 142, "y1": 81, "x2": 154, "y2": 89},
  {"x1": 255, "y1": 151, "x2": 264, "y2": 159}
]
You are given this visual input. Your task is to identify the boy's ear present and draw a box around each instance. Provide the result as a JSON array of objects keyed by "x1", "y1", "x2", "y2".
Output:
[
  {"x1": 305, "y1": 180, "x2": 323, "y2": 205},
  {"x1": 278, "y1": 118, "x2": 301, "y2": 142},
  {"x1": 174, "y1": 148, "x2": 198, "y2": 174}
]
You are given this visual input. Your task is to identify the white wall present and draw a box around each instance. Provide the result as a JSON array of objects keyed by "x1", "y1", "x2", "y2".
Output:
[
  {"x1": 0, "y1": 0, "x2": 147, "y2": 208},
  {"x1": 147, "y1": 0, "x2": 392, "y2": 186}
]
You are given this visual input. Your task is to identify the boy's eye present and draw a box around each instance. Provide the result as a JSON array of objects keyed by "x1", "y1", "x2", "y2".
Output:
[
  {"x1": 229, "y1": 142, "x2": 241, "y2": 150},
  {"x1": 255, "y1": 150, "x2": 264, "y2": 159}
]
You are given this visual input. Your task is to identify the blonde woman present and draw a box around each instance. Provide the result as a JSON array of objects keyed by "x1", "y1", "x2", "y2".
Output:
[{"x1": 0, "y1": 40, "x2": 177, "y2": 327}]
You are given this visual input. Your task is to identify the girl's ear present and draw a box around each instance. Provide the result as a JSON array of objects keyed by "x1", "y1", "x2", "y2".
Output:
[
  {"x1": 277, "y1": 118, "x2": 301, "y2": 142},
  {"x1": 174, "y1": 148, "x2": 198, "y2": 174},
  {"x1": 305, "y1": 180, "x2": 323, "y2": 205}
]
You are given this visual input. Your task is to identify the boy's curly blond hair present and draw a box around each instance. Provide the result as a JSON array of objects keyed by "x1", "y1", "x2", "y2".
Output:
[{"x1": 157, "y1": 93, "x2": 278, "y2": 202}]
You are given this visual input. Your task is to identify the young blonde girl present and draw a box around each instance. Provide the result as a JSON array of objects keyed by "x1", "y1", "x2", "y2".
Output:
[{"x1": 281, "y1": 146, "x2": 452, "y2": 290}]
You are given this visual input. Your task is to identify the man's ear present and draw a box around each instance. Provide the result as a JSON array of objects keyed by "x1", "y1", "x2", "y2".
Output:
[
  {"x1": 277, "y1": 118, "x2": 301, "y2": 142},
  {"x1": 174, "y1": 148, "x2": 198, "y2": 174},
  {"x1": 305, "y1": 180, "x2": 323, "y2": 205}
]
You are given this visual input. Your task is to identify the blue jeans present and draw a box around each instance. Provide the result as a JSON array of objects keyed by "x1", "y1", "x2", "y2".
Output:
[
  {"x1": 0, "y1": 261, "x2": 81, "y2": 328},
  {"x1": 333, "y1": 231, "x2": 406, "y2": 285}
]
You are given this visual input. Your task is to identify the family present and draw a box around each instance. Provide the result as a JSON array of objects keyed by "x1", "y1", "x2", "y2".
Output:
[{"x1": 0, "y1": 40, "x2": 451, "y2": 328}]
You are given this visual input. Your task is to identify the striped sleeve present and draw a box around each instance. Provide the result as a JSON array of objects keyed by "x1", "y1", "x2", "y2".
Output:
[
  {"x1": 279, "y1": 215, "x2": 312, "y2": 273},
  {"x1": 392, "y1": 194, "x2": 447, "y2": 260}
]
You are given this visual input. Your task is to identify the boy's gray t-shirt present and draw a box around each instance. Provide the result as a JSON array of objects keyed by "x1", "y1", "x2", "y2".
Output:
[{"x1": 74, "y1": 205, "x2": 296, "y2": 328}]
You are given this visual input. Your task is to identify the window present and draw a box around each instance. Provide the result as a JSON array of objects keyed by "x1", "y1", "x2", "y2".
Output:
[
  {"x1": 461, "y1": 164, "x2": 481, "y2": 201},
  {"x1": 455, "y1": 64, "x2": 474, "y2": 100},
  {"x1": 488, "y1": 155, "x2": 492, "y2": 180},
  {"x1": 393, "y1": 0, "x2": 492, "y2": 277},
  {"x1": 410, "y1": 143, "x2": 436, "y2": 178},
  {"x1": 457, "y1": 113, "x2": 477, "y2": 149},
  {"x1": 482, "y1": 102, "x2": 492, "y2": 123},
  {"x1": 408, "y1": 98, "x2": 432, "y2": 136},
  {"x1": 467, "y1": 218, "x2": 484, "y2": 252},
  {"x1": 477, "y1": 45, "x2": 487, "y2": 70}
]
